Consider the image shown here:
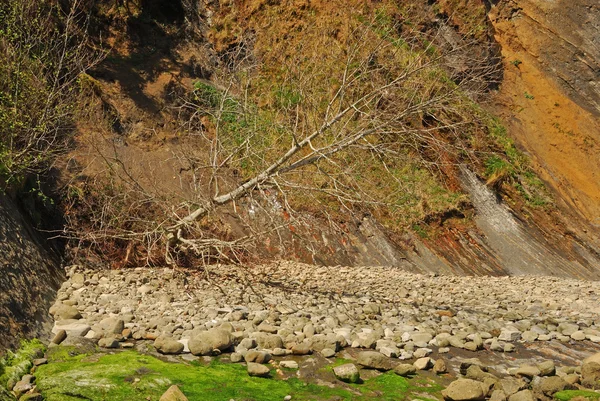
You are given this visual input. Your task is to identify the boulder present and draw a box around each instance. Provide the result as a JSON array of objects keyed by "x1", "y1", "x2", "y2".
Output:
[
  {"x1": 247, "y1": 362, "x2": 270, "y2": 377},
  {"x1": 537, "y1": 376, "x2": 571, "y2": 396},
  {"x1": 51, "y1": 329, "x2": 67, "y2": 345},
  {"x1": 93, "y1": 317, "x2": 124, "y2": 335},
  {"x1": 53, "y1": 322, "x2": 91, "y2": 337},
  {"x1": 357, "y1": 351, "x2": 392, "y2": 371},
  {"x1": 414, "y1": 357, "x2": 433, "y2": 371},
  {"x1": 434, "y1": 359, "x2": 448, "y2": 374},
  {"x1": 489, "y1": 390, "x2": 507, "y2": 401},
  {"x1": 98, "y1": 338, "x2": 119, "y2": 348},
  {"x1": 333, "y1": 363, "x2": 360, "y2": 383},
  {"x1": 159, "y1": 385, "x2": 189, "y2": 401},
  {"x1": 155, "y1": 336, "x2": 184, "y2": 355},
  {"x1": 291, "y1": 343, "x2": 312, "y2": 355},
  {"x1": 256, "y1": 334, "x2": 283, "y2": 350},
  {"x1": 321, "y1": 348, "x2": 336, "y2": 358},
  {"x1": 537, "y1": 361, "x2": 555, "y2": 377},
  {"x1": 584, "y1": 353, "x2": 600, "y2": 365},
  {"x1": 466, "y1": 365, "x2": 496, "y2": 382},
  {"x1": 50, "y1": 303, "x2": 82, "y2": 320},
  {"x1": 498, "y1": 329, "x2": 521, "y2": 342},
  {"x1": 508, "y1": 390, "x2": 535, "y2": 401},
  {"x1": 442, "y1": 379, "x2": 485, "y2": 401},
  {"x1": 581, "y1": 361, "x2": 600, "y2": 389},
  {"x1": 244, "y1": 350, "x2": 271, "y2": 364},
  {"x1": 189, "y1": 329, "x2": 234, "y2": 356},
  {"x1": 516, "y1": 365, "x2": 541, "y2": 379},
  {"x1": 394, "y1": 364, "x2": 417, "y2": 377},
  {"x1": 280, "y1": 360, "x2": 299, "y2": 369},
  {"x1": 497, "y1": 377, "x2": 528, "y2": 396}
]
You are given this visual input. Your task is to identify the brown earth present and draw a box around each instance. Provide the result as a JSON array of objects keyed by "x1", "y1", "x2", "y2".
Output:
[
  {"x1": 489, "y1": 0, "x2": 600, "y2": 229},
  {"x1": 57, "y1": 0, "x2": 600, "y2": 276}
]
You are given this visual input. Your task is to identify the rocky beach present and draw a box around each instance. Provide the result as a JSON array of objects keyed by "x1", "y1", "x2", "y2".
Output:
[{"x1": 5, "y1": 262, "x2": 598, "y2": 400}]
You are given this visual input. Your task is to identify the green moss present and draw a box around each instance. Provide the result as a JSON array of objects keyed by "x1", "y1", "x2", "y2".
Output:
[
  {"x1": 46, "y1": 345, "x2": 95, "y2": 363},
  {"x1": 0, "y1": 339, "x2": 45, "y2": 390},
  {"x1": 35, "y1": 351, "x2": 444, "y2": 401},
  {"x1": 554, "y1": 390, "x2": 600, "y2": 401}
]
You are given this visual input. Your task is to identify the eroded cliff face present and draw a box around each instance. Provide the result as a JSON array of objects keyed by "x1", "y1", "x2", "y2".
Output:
[
  {"x1": 489, "y1": 0, "x2": 600, "y2": 228},
  {"x1": 0, "y1": 194, "x2": 63, "y2": 353}
]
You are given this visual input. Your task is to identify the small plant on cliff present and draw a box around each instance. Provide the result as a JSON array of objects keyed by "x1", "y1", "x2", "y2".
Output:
[{"x1": 0, "y1": 0, "x2": 102, "y2": 189}]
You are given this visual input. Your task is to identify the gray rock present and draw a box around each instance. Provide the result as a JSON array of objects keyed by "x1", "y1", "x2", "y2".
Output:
[
  {"x1": 466, "y1": 365, "x2": 496, "y2": 382},
  {"x1": 272, "y1": 348, "x2": 288, "y2": 356},
  {"x1": 33, "y1": 358, "x2": 48, "y2": 366},
  {"x1": 394, "y1": 363, "x2": 417, "y2": 376},
  {"x1": 256, "y1": 334, "x2": 283, "y2": 350},
  {"x1": 537, "y1": 361, "x2": 555, "y2": 377},
  {"x1": 280, "y1": 360, "x2": 299, "y2": 369},
  {"x1": 333, "y1": 363, "x2": 360, "y2": 383},
  {"x1": 537, "y1": 376, "x2": 570, "y2": 395},
  {"x1": 508, "y1": 390, "x2": 534, "y2": 401},
  {"x1": 98, "y1": 338, "x2": 119, "y2": 348},
  {"x1": 12, "y1": 381, "x2": 33, "y2": 396},
  {"x1": 459, "y1": 359, "x2": 484, "y2": 375},
  {"x1": 240, "y1": 338, "x2": 256, "y2": 350},
  {"x1": 189, "y1": 328, "x2": 233, "y2": 356},
  {"x1": 51, "y1": 303, "x2": 82, "y2": 320},
  {"x1": 464, "y1": 342, "x2": 480, "y2": 352},
  {"x1": 159, "y1": 385, "x2": 188, "y2": 401},
  {"x1": 94, "y1": 317, "x2": 125, "y2": 335},
  {"x1": 571, "y1": 331, "x2": 586, "y2": 341},
  {"x1": 516, "y1": 365, "x2": 541, "y2": 379},
  {"x1": 247, "y1": 362, "x2": 270, "y2": 377},
  {"x1": 489, "y1": 390, "x2": 507, "y2": 401},
  {"x1": 434, "y1": 359, "x2": 448, "y2": 374},
  {"x1": 442, "y1": 379, "x2": 485, "y2": 401},
  {"x1": 520, "y1": 331, "x2": 538, "y2": 342},
  {"x1": 291, "y1": 343, "x2": 312, "y2": 355},
  {"x1": 54, "y1": 322, "x2": 91, "y2": 337},
  {"x1": 230, "y1": 352, "x2": 243, "y2": 363},
  {"x1": 498, "y1": 329, "x2": 521, "y2": 342},
  {"x1": 411, "y1": 332, "x2": 433, "y2": 344},
  {"x1": 244, "y1": 350, "x2": 271, "y2": 364},
  {"x1": 155, "y1": 336, "x2": 184, "y2": 355},
  {"x1": 558, "y1": 323, "x2": 579, "y2": 336},
  {"x1": 497, "y1": 378, "x2": 527, "y2": 396},
  {"x1": 321, "y1": 348, "x2": 336, "y2": 358},
  {"x1": 357, "y1": 351, "x2": 391, "y2": 371},
  {"x1": 380, "y1": 346, "x2": 399, "y2": 358},
  {"x1": 52, "y1": 329, "x2": 67, "y2": 345},
  {"x1": 413, "y1": 348, "x2": 432, "y2": 358},
  {"x1": 414, "y1": 357, "x2": 433, "y2": 371},
  {"x1": 581, "y1": 361, "x2": 600, "y2": 389}
]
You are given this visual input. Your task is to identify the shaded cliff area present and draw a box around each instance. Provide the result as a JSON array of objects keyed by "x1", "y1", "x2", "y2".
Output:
[{"x1": 0, "y1": 194, "x2": 63, "y2": 353}]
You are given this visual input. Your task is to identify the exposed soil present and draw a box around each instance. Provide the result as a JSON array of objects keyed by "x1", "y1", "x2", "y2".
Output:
[{"x1": 488, "y1": 0, "x2": 600, "y2": 230}]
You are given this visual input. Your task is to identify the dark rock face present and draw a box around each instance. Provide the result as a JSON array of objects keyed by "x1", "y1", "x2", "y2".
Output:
[
  {"x1": 539, "y1": 0, "x2": 599, "y2": 117},
  {"x1": 492, "y1": 0, "x2": 600, "y2": 117},
  {"x1": 0, "y1": 193, "x2": 63, "y2": 354}
]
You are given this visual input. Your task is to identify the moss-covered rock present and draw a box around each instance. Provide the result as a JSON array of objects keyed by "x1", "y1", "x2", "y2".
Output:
[
  {"x1": 34, "y1": 349, "x2": 443, "y2": 401},
  {"x1": 0, "y1": 340, "x2": 45, "y2": 391}
]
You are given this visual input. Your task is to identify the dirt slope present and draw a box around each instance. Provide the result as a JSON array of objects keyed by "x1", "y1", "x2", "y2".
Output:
[
  {"x1": 60, "y1": 0, "x2": 600, "y2": 277},
  {"x1": 489, "y1": 0, "x2": 600, "y2": 228}
]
